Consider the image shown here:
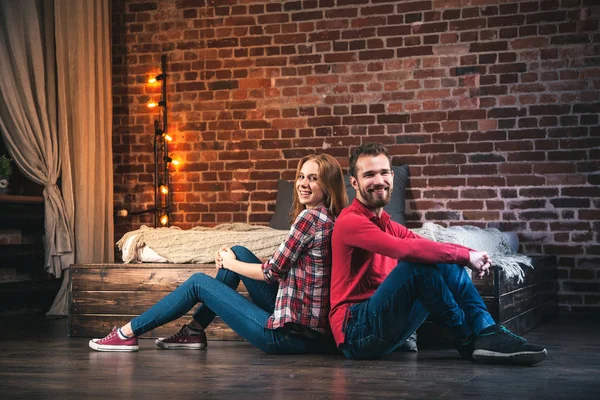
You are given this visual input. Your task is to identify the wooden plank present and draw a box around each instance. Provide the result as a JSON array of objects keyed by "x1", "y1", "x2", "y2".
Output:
[
  {"x1": 71, "y1": 266, "x2": 248, "y2": 292},
  {"x1": 0, "y1": 194, "x2": 44, "y2": 204},
  {"x1": 72, "y1": 263, "x2": 207, "y2": 269},
  {"x1": 69, "y1": 314, "x2": 243, "y2": 340},
  {"x1": 471, "y1": 256, "x2": 556, "y2": 297},
  {"x1": 496, "y1": 256, "x2": 557, "y2": 295},
  {"x1": 498, "y1": 281, "x2": 557, "y2": 322},
  {"x1": 471, "y1": 272, "x2": 494, "y2": 297},
  {"x1": 501, "y1": 301, "x2": 558, "y2": 337},
  {"x1": 70, "y1": 290, "x2": 251, "y2": 314}
]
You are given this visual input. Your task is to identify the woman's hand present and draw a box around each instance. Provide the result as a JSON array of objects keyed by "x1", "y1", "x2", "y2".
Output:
[
  {"x1": 216, "y1": 247, "x2": 236, "y2": 270},
  {"x1": 467, "y1": 251, "x2": 492, "y2": 279}
]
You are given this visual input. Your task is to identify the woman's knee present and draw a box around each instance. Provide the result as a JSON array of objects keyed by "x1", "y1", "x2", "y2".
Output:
[
  {"x1": 189, "y1": 272, "x2": 209, "y2": 285},
  {"x1": 230, "y1": 245, "x2": 251, "y2": 259}
]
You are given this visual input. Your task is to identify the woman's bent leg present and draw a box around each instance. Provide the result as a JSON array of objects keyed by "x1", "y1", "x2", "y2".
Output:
[
  {"x1": 230, "y1": 246, "x2": 278, "y2": 313},
  {"x1": 192, "y1": 245, "x2": 278, "y2": 328},
  {"x1": 134, "y1": 272, "x2": 323, "y2": 355}
]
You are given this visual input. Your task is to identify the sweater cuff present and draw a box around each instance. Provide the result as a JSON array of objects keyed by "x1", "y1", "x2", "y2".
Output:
[{"x1": 456, "y1": 248, "x2": 471, "y2": 266}]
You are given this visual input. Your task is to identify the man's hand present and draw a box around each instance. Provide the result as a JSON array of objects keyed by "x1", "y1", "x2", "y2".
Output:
[
  {"x1": 467, "y1": 251, "x2": 492, "y2": 279},
  {"x1": 216, "y1": 247, "x2": 236, "y2": 270}
]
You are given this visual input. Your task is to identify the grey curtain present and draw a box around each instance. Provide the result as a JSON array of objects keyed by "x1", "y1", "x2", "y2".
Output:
[
  {"x1": 0, "y1": 0, "x2": 75, "y2": 278},
  {"x1": 0, "y1": 0, "x2": 114, "y2": 315},
  {"x1": 48, "y1": 0, "x2": 114, "y2": 315}
]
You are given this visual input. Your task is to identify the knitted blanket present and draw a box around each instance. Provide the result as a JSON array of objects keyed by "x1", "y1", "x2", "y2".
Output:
[
  {"x1": 412, "y1": 222, "x2": 531, "y2": 282},
  {"x1": 117, "y1": 224, "x2": 289, "y2": 264},
  {"x1": 117, "y1": 222, "x2": 530, "y2": 282}
]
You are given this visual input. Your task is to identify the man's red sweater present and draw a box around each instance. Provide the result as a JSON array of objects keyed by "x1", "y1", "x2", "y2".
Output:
[{"x1": 329, "y1": 199, "x2": 472, "y2": 346}]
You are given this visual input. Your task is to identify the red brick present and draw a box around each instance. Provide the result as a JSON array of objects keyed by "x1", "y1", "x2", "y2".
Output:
[{"x1": 461, "y1": 189, "x2": 497, "y2": 199}]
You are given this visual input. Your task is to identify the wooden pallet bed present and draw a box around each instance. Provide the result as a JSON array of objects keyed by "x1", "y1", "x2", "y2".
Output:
[{"x1": 69, "y1": 256, "x2": 557, "y2": 344}]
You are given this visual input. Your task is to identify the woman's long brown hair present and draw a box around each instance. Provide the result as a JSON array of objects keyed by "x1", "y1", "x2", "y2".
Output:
[{"x1": 289, "y1": 153, "x2": 348, "y2": 223}]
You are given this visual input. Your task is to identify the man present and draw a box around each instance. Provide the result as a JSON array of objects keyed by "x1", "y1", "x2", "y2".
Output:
[{"x1": 329, "y1": 143, "x2": 547, "y2": 364}]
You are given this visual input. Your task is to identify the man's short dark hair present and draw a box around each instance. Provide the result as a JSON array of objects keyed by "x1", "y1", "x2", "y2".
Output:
[{"x1": 349, "y1": 143, "x2": 392, "y2": 178}]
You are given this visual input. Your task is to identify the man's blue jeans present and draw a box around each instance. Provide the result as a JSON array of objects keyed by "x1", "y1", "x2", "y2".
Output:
[
  {"x1": 131, "y1": 246, "x2": 335, "y2": 355},
  {"x1": 339, "y1": 262, "x2": 495, "y2": 360}
]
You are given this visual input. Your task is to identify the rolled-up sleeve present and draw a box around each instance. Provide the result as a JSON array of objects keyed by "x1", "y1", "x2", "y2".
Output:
[{"x1": 262, "y1": 209, "x2": 315, "y2": 283}]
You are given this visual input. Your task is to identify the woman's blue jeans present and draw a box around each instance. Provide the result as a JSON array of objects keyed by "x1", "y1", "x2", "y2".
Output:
[
  {"x1": 130, "y1": 246, "x2": 335, "y2": 355},
  {"x1": 339, "y1": 262, "x2": 495, "y2": 360}
]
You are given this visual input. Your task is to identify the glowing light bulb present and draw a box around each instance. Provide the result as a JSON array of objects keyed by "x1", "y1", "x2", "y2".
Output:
[
  {"x1": 160, "y1": 185, "x2": 169, "y2": 195},
  {"x1": 171, "y1": 159, "x2": 180, "y2": 166},
  {"x1": 148, "y1": 77, "x2": 157, "y2": 83},
  {"x1": 164, "y1": 134, "x2": 173, "y2": 142},
  {"x1": 160, "y1": 214, "x2": 169, "y2": 226},
  {"x1": 147, "y1": 101, "x2": 158, "y2": 108}
]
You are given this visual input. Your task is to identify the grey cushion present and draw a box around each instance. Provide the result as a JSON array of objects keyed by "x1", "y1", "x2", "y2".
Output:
[
  {"x1": 344, "y1": 164, "x2": 409, "y2": 226},
  {"x1": 269, "y1": 164, "x2": 409, "y2": 229},
  {"x1": 269, "y1": 179, "x2": 295, "y2": 230}
]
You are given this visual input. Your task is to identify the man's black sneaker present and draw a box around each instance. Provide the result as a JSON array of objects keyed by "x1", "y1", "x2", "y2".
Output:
[
  {"x1": 472, "y1": 324, "x2": 547, "y2": 365},
  {"x1": 456, "y1": 333, "x2": 475, "y2": 361},
  {"x1": 398, "y1": 331, "x2": 418, "y2": 353}
]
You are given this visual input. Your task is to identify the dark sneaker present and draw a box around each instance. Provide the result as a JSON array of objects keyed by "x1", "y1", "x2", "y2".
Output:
[
  {"x1": 398, "y1": 331, "x2": 418, "y2": 353},
  {"x1": 456, "y1": 333, "x2": 475, "y2": 361},
  {"x1": 89, "y1": 327, "x2": 139, "y2": 352},
  {"x1": 155, "y1": 325, "x2": 207, "y2": 350},
  {"x1": 472, "y1": 324, "x2": 547, "y2": 365}
]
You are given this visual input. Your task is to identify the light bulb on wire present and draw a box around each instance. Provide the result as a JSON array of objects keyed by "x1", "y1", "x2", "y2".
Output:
[
  {"x1": 160, "y1": 214, "x2": 169, "y2": 226},
  {"x1": 160, "y1": 185, "x2": 169, "y2": 195}
]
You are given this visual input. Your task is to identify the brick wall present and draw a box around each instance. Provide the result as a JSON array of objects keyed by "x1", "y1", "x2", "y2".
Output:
[{"x1": 111, "y1": 0, "x2": 600, "y2": 312}]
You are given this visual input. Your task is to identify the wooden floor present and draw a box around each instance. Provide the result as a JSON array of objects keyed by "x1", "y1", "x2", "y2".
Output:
[{"x1": 0, "y1": 315, "x2": 598, "y2": 399}]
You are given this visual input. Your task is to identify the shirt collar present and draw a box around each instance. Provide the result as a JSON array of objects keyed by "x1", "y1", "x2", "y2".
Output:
[{"x1": 350, "y1": 198, "x2": 390, "y2": 229}]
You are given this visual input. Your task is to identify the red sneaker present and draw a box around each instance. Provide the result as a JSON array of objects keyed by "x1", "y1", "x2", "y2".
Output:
[
  {"x1": 89, "y1": 327, "x2": 139, "y2": 352},
  {"x1": 155, "y1": 325, "x2": 207, "y2": 350}
]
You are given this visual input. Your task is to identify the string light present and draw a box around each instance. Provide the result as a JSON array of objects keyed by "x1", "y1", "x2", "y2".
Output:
[
  {"x1": 164, "y1": 156, "x2": 180, "y2": 166},
  {"x1": 164, "y1": 134, "x2": 173, "y2": 142},
  {"x1": 147, "y1": 101, "x2": 158, "y2": 108},
  {"x1": 160, "y1": 185, "x2": 169, "y2": 195},
  {"x1": 148, "y1": 77, "x2": 157, "y2": 83},
  {"x1": 160, "y1": 214, "x2": 169, "y2": 226}
]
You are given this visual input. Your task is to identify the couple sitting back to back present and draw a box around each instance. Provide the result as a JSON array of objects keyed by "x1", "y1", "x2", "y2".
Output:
[{"x1": 91, "y1": 143, "x2": 546, "y2": 365}]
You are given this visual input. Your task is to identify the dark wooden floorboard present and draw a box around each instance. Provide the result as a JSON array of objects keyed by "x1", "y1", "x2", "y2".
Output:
[{"x1": 0, "y1": 314, "x2": 598, "y2": 399}]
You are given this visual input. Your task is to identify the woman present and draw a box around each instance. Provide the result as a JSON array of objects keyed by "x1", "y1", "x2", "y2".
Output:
[{"x1": 90, "y1": 153, "x2": 347, "y2": 354}]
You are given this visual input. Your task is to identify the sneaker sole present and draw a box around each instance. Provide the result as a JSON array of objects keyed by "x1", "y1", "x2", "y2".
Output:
[
  {"x1": 473, "y1": 348, "x2": 547, "y2": 365},
  {"x1": 89, "y1": 339, "x2": 139, "y2": 352},
  {"x1": 155, "y1": 339, "x2": 206, "y2": 350}
]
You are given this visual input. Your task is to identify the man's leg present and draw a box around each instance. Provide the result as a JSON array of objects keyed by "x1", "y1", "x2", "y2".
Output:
[
  {"x1": 436, "y1": 263, "x2": 546, "y2": 365},
  {"x1": 340, "y1": 262, "x2": 472, "y2": 360},
  {"x1": 436, "y1": 263, "x2": 495, "y2": 335}
]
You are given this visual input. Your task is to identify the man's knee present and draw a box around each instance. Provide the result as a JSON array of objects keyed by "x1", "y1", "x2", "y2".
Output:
[{"x1": 438, "y1": 263, "x2": 471, "y2": 282}]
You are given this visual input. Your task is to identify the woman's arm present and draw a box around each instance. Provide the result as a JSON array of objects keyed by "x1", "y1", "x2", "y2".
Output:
[{"x1": 261, "y1": 209, "x2": 316, "y2": 283}]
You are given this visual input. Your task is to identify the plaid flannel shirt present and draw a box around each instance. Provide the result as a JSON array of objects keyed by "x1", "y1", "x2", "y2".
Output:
[{"x1": 262, "y1": 206, "x2": 334, "y2": 335}]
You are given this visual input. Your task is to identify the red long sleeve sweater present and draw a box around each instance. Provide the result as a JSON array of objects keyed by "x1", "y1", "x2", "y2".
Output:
[{"x1": 329, "y1": 199, "x2": 472, "y2": 346}]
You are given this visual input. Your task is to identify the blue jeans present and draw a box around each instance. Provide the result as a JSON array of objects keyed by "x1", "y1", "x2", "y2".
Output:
[
  {"x1": 339, "y1": 262, "x2": 495, "y2": 360},
  {"x1": 130, "y1": 246, "x2": 336, "y2": 355}
]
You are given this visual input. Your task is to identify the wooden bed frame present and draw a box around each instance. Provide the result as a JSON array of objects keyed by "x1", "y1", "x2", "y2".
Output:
[{"x1": 69, "y1": 256, "x2": 557, "y2": 344}]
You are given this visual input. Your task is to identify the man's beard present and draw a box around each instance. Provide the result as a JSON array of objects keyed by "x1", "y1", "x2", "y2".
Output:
[{"x1": 358, "y1": 184, "x2": 393, "y2": 209}]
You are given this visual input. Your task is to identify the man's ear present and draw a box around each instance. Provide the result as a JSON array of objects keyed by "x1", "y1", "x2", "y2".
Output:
[{"x1": 350, "y1": 176, "x2": 359, "y2": 190}]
